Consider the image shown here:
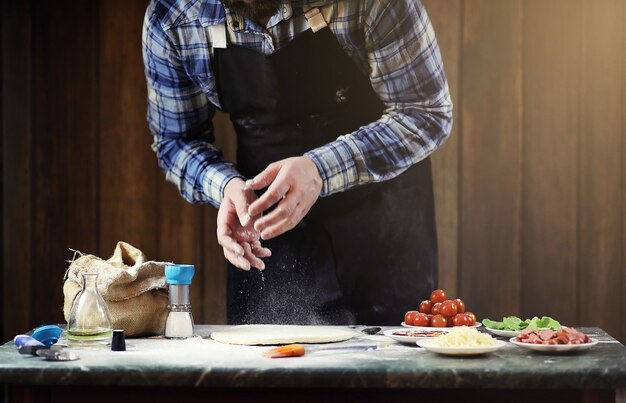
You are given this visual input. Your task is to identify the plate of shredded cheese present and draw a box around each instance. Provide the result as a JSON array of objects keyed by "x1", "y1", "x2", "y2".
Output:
[{"x1": 416, "y1": 326, "x2": 506, "y2": 356}]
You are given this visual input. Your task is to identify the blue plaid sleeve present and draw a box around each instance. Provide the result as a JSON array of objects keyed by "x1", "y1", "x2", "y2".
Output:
[
  {"x1": 305, "y1": 0, "x2": 453, "y2": 196},
  {"x1": 142, "y1": 4, "x2": 242, "y2": 207}
]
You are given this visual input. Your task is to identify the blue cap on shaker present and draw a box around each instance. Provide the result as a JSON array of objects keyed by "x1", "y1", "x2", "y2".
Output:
[{"x1": 165, "y1": 264, "x2": 195, "y2": 285}]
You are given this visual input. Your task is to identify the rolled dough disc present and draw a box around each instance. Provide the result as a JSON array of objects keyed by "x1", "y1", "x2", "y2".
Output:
[{"x1": 210, "y1": 324, "x2": 355, "y2": 345}]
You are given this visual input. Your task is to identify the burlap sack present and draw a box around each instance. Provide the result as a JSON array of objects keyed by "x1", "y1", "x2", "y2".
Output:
[{"x1": 63, "y1": 241, "x2": 169, "y2": 337}]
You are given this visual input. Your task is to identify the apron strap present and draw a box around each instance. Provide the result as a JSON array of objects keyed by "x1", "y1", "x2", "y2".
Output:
[
  {"x1": 303, "y1": 6, "x2": 331, "y2": 33},
  {"x1": 210, "y1": 7, "x2": 331, "y2": 47},
  {"x1": 208, "y1": 23, "x2": 227, "y2": 49}
]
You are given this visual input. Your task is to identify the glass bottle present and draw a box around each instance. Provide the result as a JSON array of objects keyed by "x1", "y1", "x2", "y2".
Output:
[{"x1": 67, "y1": 272, "x2": 113, "y2": 346}]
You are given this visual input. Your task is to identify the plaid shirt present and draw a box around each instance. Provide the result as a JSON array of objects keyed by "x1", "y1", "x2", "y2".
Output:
[{"x1": 143, "y1": 0, "x2": 452, "y2": 208}]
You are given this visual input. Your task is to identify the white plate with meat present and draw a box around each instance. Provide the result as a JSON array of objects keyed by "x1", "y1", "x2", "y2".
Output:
[
  {"x1": 509, "y1": 338, "x2": 598, "y2": 352},
  {"x1": 509, "y1": 327, "x2": 597, "y2": 353},
  {"x1": 486, "y1": 327, "x2": 559, "y2": 338},
  {"x1": 383, "y1": 328, "x2": 450, "y2": 344}
]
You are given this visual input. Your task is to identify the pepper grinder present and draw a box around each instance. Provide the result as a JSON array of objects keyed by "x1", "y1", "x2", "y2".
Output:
[{"x1": 164, "y1": 264, "x2": 195, "y2": 339}]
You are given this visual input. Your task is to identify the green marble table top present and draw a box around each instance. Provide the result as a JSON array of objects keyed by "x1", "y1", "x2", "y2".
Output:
[{"x1": 1, "y1": 326, "x2": 625, "y2": 389}]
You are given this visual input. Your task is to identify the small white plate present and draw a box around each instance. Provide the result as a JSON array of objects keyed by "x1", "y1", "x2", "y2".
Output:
[
  {"x1": 509, "y1": 337, "x2": 598, "y2": 353},
  {"x1": 383, "y1": 328, "x2": 450, "y2": 344},
  {"x1": 401, "y1": 322, "x2": 481, "y2": 330},
  {"x1": 484, "y1": 327, "x2": 519, "y2": 338},
  {"x1": 416, "y1": 339, "x2": 506, "y2": 356}
]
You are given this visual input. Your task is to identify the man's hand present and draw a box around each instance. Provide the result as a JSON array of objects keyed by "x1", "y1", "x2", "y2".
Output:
[
  {"x1": 217, "y1": 177, "x2": 271, "y2": 271},
  {"x1": 246, "y1": 156, "x2": 323, "y2": 240}
]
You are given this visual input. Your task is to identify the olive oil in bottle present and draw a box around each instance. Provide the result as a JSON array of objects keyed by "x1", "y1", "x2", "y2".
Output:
[
  {"x1": 67, "y1": 327, "x2": 113, "y2": 344},
  {"x1": 67, "y1": 272, "x2": 113, "y2": 346}
]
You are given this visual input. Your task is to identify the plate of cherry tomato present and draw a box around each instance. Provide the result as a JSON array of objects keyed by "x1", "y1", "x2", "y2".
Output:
[
  {"x1": 402, "y1": 289, "x2": 480, "y2": 329},
  {"x1": 401, "y1": 321, "x2": 481, "y2": 330}
]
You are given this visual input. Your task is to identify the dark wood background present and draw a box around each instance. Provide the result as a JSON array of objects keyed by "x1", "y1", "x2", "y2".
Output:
[{"x1": 1, "y1": 0, "x2": 625, "y2": 344}]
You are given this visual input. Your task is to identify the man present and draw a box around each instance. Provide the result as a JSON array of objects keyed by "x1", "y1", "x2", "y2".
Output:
[{"x1": 143, "y1": 0, "x2": 452, "y2": 325}]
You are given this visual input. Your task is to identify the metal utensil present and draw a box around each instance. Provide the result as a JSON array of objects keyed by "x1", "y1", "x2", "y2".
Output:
[
  {"x1": 308, "y1": 341, "x2": 390, "y2": 355},
  {"x1": 361, "y1": 327, "x2": 382, "y2": 335},
  {"x1": 18, "y1": 345, "x2": 56, "y2": 355},
  {"x1": 36, "y1": 349, "x2": 80, "y2": 361}
]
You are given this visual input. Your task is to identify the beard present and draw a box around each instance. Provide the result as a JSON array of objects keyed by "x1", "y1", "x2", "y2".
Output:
[{"x1": 222, "y1": 0, "x2": 283, "y2": 22}]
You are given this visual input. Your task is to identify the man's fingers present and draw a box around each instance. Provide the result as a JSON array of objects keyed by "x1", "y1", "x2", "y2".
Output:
[
  {"x1": 254, "y1": 199, "x2": 297, "y2": 233},
  {"x1": 251, "y1": 240, "x2": 272, "y2": 258},
  {"x1": 223, "y1": 178, "x2": 251, "y2": 226},
  {"x1": 245, "y1": 162, "x2": 286, "y2": 216},
  {"x1": 242, "y1": 242, "x2": 266, "y2": 271},
  {"x1": 248, "y1": 185, "x2": 290, "y2": 217},
  {"x1": 234, "y1": 189, "x2": 253, "y2": 227},
  {"x1": 219, "y1": 177, "x2": 271, "y2": 271},
  {"x1": 257, "y1": 202, "x2": 306, "y2": 240},
  {"x1": 245, "y1": 163, "x2": 280, "y2": 191},
  {"x1": 218, "y1": 233, "x2": 245, "y2": 257},
  {"x1": 223, "y1": 246, "x2": 251, "y2": 271},
  {"x1": 219, "y1": 235, "x2": 269, "y2": 271},
  {"x1": 239, "y1": 211, "x2": 251, "y2": 227},
  {"x1": 259, "y1": 220, "x2": 289, "y2": 241}
]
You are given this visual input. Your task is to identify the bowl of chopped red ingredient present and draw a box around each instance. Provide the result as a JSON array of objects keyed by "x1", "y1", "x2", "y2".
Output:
[{"x1": 509, "y1": 327, "x2": 598, "y2": 353}]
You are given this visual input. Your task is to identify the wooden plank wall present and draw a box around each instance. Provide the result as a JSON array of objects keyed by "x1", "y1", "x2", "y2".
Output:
[
  {"x1": 1, "y1": 0, "x2": 625, "y2": 343},
  {"x1": 521, "y1": 0, "x2": 580, "y2": 330},
  {"x1": 578, "y1": 0, "x2": 624, "y2": 342},
  {"x1": 2, "y1": 0, "x2": 33, "y2": 340},
  {"x1": 30, "y1": 0, "x2": 100, "y2": 331},
  {"x1": 622, "y1": 0, "x2": 626, "y2": 345},
  {"x1": 0, "y1": 0, "x2": 5, "y2": 342},
  {"x1": 423, "y1": 0, "x2": 462, "y2": 299},
  {"x1": 460, "y1": 0, "x2": 525, "y2": 320},
  {"x1": 424, "y1": 0, "x2": 625, "y2": 341}
]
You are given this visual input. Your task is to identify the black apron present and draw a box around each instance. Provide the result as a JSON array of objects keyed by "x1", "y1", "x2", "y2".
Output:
[{"x1": 213, "y1": 11, "x2": 437, "y2": 326}]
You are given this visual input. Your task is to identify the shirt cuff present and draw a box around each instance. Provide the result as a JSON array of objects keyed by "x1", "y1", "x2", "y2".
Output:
[
  {"x1": 304, "y1": 141, "x2": 359, "y2": 197},
  {"x1": 203, "y1": 163, "x2": 245, "y2": 207}
]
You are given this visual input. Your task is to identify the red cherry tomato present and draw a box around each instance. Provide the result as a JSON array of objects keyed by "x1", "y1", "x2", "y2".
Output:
[
  {"x1": 418, "y1": 300, "x2": 433, "y2": 314},
  {"x1": 430, "y1": 289, "x2": 447, "y2": 304},
  {"x1": 446, "y1": 316, "x2": 455, "y2": 327},
  {"x1": 404, "y1": 311, "x2": 418, "y2": 325},
  {"x1": 413, "y1": 312, "x2": 429, "y2": 327},
  {"x1": 440, "y1": 300, "x2": 458, "y2": 318},
  {"x1": 431, "y1": 314, "x2": 447, "y2": 327},
  {"x1": 427, "y1": 314, "x2": 434, "y2": 326},
  {"x1": 454, "y1": 298, "x2": 466, "y2": 313},
  {"x1": 465, "y1": 312, "x2": 477, "y2": 326},
  {"x1": 452, "y1": 313, "x2": 469, "y2": 327},
  {"x1": 431, "y1": 302, "x2": 442, "y2": 315}
]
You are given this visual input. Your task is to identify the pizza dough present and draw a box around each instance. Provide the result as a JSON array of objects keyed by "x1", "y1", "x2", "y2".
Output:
[{"x1": 210, "y1": 324, "x2": 355, "y2": 345}]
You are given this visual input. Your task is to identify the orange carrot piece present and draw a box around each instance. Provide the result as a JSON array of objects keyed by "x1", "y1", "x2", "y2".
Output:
[{"x1": 262, "y1": 344, "x2": 305, "y2": 358}]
